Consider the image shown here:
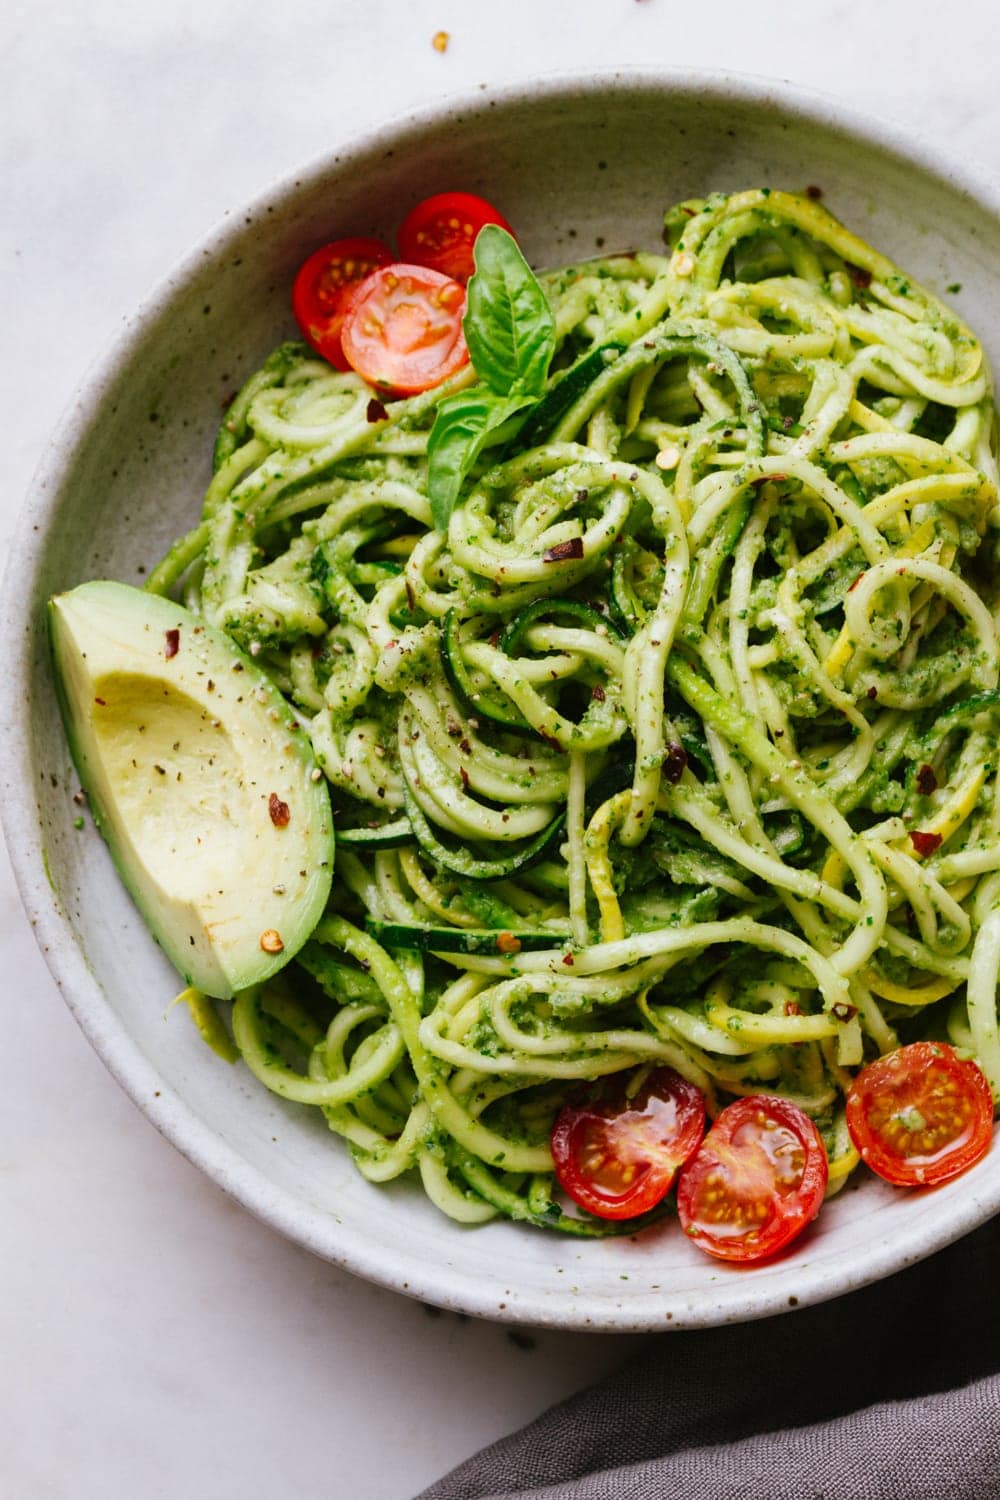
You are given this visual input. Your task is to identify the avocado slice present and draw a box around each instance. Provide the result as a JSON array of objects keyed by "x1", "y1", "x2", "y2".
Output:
[{"x1": 49, "y1": 580, "x2": 334, "y2": 998}]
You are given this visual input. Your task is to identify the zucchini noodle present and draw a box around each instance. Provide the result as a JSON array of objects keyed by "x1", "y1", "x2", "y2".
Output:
[{"x1": 153, "y1": 188, "x2": 1000, "y2": 1232}]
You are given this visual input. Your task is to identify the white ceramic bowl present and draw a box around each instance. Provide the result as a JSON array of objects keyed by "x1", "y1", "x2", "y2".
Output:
[{"x1": 7, "y1": 69, "x2": 1000, "y2": 1332}]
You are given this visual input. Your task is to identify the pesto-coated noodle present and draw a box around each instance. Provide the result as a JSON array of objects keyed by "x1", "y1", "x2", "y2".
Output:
[{"x1": 151, "y1": 189, "x2": 1000, "y2": 1231}]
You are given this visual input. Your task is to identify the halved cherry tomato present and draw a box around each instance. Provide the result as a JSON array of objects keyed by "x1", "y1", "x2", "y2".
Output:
[
  {"x1": 398, "y1": 191, "x2": 515, "y2": 284},
  {"x1": 677, "y1": 1096, "x2": 828, "y2": 1263},
  {"x1": 339, "y1": 263, "x2": 469, "y2": 396},
  {"x1": 550, "y1": 1067, "x2": 706, "y2": 1220},
  {"x1": 291, "y1": 236, "x2": 393, "y2": 370},
  {"x1": 846, "y1": 1041, "x2": 994, "y2": 1187}
]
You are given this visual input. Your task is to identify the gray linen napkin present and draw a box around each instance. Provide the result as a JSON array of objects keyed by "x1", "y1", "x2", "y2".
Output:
[{"x1": 417, "y1": 1217, "x2": 1000, "y2": 1499}]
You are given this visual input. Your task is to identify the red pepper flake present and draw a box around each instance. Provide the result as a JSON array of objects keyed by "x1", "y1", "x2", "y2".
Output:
[
  {"x1": 542, "y1": 537, "x2": 584, "y2": 564},
  {"x1": 591, "y1": 684, "x2": 606, "y2": 703},
  {"x1": 848, "y1": 572, "x2": 865, "y2": 593},
  {"x1": 866, "y1": 686, "x2": 878, "y2": 701},
  {"x1": 489, "y1": 628, "x2": 502, "y2": 648},
  {"x1": 540, "y1": 731, "x2": 563, "y2": 751},
  {"x1": 562, "y1": 952, "x2": 575, "y2": 967},
  {"x1": 366, "y1": 398, "x2": 389, "y2": 423},
  {"x1": 916, "y1": 763, "x2": 938, "y2": 796},
  {"x1": 750, "y1": 473, "x2": 788, "y2": 488},
  {"x1": 496, "y1": 932, "x2": 521, "y2": 955},
  {"x1": 260, "y1": 929, "x2": 284, "y2": 954},
  {"x1": 459, "y1": 737, "x2": 472, "y2": 754},
  {"x1": 846, "y1": 262, "x2": 872, "y2": 290},
  {"x1": 459, "y1": 766, "x2": 470, "y2": 789},
  {"x1": 910, "y1": 830, "x2": 943, "y2": 857},
  {"x1": 831, "y1": 1002, "x2": 858, "y2": 1022},
  {"x1": 94, "y1": 697, "x2": 106, "y2": 706},
  {"x1": 784, "y1": 1001, "x2": 802, "y2": 1016},
  {"x1": 806, "y1": 184, "x2": 823, "y2": 200},
  {"x1": 268, "y1": 793, "x2": 291, "y2": 828},
  {"x1": 164, "y1": 628, "x2": 180, "y2": 658},
  {"x1": 663, "y1": 742, "x2": 688, "y2": 784}
]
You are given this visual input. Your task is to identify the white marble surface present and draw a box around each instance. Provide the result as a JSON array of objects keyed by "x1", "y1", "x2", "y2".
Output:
[{"x1": 3, "y1": 2, "x2": 998, "y2": 1495}]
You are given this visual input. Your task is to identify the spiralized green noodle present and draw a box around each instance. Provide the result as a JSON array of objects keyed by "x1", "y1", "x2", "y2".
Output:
[{"x1": 153, "y1": 189, "x2": 1000, "y2": 1229}]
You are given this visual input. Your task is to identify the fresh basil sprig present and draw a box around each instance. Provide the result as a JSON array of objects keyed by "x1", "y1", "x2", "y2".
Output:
[{"x1": 427, "y1": 226, "x2": 555, "y2": 532}]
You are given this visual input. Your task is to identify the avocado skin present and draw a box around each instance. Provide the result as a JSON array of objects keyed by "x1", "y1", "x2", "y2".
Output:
[{"x1": 49, "y1": 581, "x2": 334, "y2": 999}]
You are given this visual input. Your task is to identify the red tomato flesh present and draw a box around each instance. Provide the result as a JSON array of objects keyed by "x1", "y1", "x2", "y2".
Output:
[
  {"x1": 846, "y1": 1041, "x2": 994, "y2": 1187},
  {"x1": 340, "y1": 263, "x2": 469, "y2": 396},
  {"x1": 677, "y1": 1096, "x2": 828, "y2": 1263},
  {"x1": 398, "y1": 191, "x2": 515, "y2": 284},
  {"x1": 550, "y1": 1067, "x2": 706, "y2": 1220},
  {"x1": 291, "y1": 236, "x2": 393, "y2": 371}
]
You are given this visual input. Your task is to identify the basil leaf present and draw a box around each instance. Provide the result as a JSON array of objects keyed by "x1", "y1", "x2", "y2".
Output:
[
  {"x1": 427, "y1": 390, "x2": 531, "y2": 533},
  {"x1": 464, "y1": 226, "x2": 555, "y2": 397},
  {"x1": 427, "y1": 228, "x2": 556, "y2": 531}
]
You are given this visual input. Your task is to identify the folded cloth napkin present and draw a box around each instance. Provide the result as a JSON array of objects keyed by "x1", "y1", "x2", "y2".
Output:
[{"x1": 417, "y1": 1216, "x2": 1000, "y2": 1500}]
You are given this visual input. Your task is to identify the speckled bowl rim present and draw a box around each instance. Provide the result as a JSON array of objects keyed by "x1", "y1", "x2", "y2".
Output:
[{"x1": 6, "y1": 66, "x2": 1000, "y2": 1332}]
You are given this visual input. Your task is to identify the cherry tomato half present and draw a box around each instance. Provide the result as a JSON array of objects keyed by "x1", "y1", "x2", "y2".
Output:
[
  {"x1": 550, "y1": 1067, "x2": 706, "y2": 1220},
  {"x1": 846, "y1": 1042, "x2": 994, "y2": 1187},
  {"x1": 677, "y1": 1096, "x2": 828, "y2": 1263},
  {"x1": 398, "y1": 191, "x2": 515, "y2": 284},
  {"x1": 291, "y1": 236, "x2": 393, "y2": 370},
  {"x1": 340, "y1": 263, "x2": 469, "y2": 396}
]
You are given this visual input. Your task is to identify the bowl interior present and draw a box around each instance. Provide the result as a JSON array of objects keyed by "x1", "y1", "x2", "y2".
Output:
[{"x1": 10, "y1": 72, "x2": 1000, "y2": 1331}]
